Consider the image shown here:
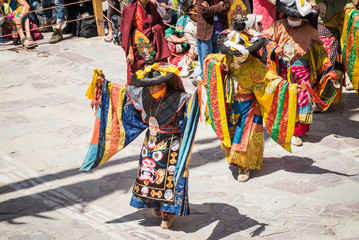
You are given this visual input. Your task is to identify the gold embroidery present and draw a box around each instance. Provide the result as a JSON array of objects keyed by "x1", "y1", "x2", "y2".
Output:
[
  {"x1": 134, "y1": 184, "x2": 140, "y2": 193},
  {"x1": 155, "y1": 169, "x2": 166, "y2": 184},
  {"x1": 170, "y1": 152, "x2": 177, "y2": 165},
  {"x1": 144, "y1": 181, "x2": 149, "y2": 186},
  {"x1": 150, "y1": 190, "x2": 163, "y2": 198},
  {"x1": 229, "y1": 113, "x2": 241, "y2": 125},
  {"x1": 166, "y1": 176, "x2": 174, "y2": 188},
  {"x1": 153, "y1": 140, "x2": 168, "y2": 151},
  {"x1": 148, "y1": 134, "x2": 157, "y2": 143}
]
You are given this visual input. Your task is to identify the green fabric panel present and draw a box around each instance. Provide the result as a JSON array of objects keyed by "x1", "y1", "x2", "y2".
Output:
[
  {"x1": 270, "y1": 81, "x2": 288, "y2": 142},
  {"x1": 206, "y1": 59, "x2": 217, "y2": 133},
  {"x1": 348, "y1": 15, "x2": 359, "y2": 80},
  {"x1": 226, "y1": 75, "x2": 234, "y2": 104},
  {"x1": 343, "y1": 11, "x2": 358, "y2": 65}
]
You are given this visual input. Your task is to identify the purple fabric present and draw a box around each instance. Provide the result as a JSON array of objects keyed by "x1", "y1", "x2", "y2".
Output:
[
  {"x1": 212, "y1": 0, "x2": 224, "y2": 32},
  {"x1": 213, "y1": 16, "x2": 224, "y2": 33}
]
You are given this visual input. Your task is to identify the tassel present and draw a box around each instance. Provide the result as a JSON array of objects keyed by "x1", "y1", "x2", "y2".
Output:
[
  {"x1": 86, "y1": 69, "x2": 104, "y2": 115},
  {"x1": 85, "y1": 69, "x2": 102, "y2": 100}
]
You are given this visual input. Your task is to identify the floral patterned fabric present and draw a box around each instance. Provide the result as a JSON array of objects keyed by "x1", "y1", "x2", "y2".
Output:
[{"x1": 279, "y1": 57, "x2": 313, "y2": 124}]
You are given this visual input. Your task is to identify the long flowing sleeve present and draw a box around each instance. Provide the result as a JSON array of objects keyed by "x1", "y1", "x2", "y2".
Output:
[
  {"x1": 342, "y1": 8, "x2": 359, "y2": 94},
  {"x1": 252, "y1": 65, "x2": 298, "y2": 153},
  {"x1": 80, "y1": 80, "x2": 147, "y2": 172},
  {"x1": 174, "y1": 91, "x2": 200, "y2": 184},
  {"x1": 307, "y1": 42, "x2": 339, "y2": 111}
]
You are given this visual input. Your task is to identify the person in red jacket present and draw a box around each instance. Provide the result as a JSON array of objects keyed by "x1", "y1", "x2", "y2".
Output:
[
  {"x1": 120, "y1": 0, "x2": 171, "y2": 85},
  {"x1": 196, "y1": 0, "x2": 231, "y2": 81}
]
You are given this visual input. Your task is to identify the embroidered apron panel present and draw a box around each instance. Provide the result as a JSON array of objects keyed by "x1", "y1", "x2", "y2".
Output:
[{"x1": 133, "y1": 130, "x2": 181, "y2": 203}]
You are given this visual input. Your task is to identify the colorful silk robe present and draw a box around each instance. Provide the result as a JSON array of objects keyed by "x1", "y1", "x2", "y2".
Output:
[
  {"x1": 263, "y1": 19, "x2": 339, "y2": 114},
  {"x1": 342, "y1": 8, "x2": 359, "y2": 94},
  {"x1": 204, "y1": 54, "x2": 297, "y2": 170},
  {"x1": 277, "y1": 43, "x2": 339, "y2": 125},
  {"x1": 81, "y1": 74, "x2": 200, "y2": 216},
  {"x1": 310, "y1": 0, "x2": 359, "y2": 97},
  {"x1": 318, "y1": 24, "x2": 343, "y2": 104}
]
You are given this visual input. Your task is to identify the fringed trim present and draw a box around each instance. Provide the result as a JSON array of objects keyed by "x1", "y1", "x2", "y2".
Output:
[{"x1": 85, "y1": 69, "x2": 105, "y2": 115}]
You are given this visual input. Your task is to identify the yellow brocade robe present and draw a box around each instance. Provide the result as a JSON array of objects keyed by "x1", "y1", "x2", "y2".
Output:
[{"x1": 204, "y1": 54, "x2": 297, "y2": 170}]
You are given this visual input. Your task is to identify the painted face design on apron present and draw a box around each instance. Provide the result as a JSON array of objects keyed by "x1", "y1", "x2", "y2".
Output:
[
  {"x1": 138, "y1": 136, "x2": 168, "y2": 184},
  {"x1": 133, "y1": 131, "x2": 181, "y2": 202}
]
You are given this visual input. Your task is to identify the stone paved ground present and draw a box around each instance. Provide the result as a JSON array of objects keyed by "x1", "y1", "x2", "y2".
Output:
[{"x1": 1, "y1": 33, "x2": 359, "y2": 240}]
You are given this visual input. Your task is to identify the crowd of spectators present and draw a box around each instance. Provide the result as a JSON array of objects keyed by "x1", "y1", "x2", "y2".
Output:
[
  {"x1": 2, "y1": 0, "x2": 359, "y2": 90},
  {"x1": 113, "y1": 0, "x2": 275, "y2": 83},
  {"x1": 0, "y1": 0, "x2": 97, "y2": 47},
  {"x1": 0, "y1": 0, "x2": 261, "y2": 56}
]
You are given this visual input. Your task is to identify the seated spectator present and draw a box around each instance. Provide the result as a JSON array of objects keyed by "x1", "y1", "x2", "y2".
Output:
[
  {"x1": 0, "y1": 0, "x2": 5, "y2": 42},
  {"x1": 41, "y1": 0, "x2": 65, "y2": 43},
  {"x1": 164, "y1": 0, "x2": 199, "y2": 80},
  {"x1": 165, "y1": 14, "x2": 190, "y2": 54},
  {"x1": 104, "y1": 0, "x2": 121, "y2": 43},
  {"x1": 179, "y1": 0, "x2": 198, "y2": 78},
  {"x1": 2, "y1": 0, "x2": 38, "y2": 48}
]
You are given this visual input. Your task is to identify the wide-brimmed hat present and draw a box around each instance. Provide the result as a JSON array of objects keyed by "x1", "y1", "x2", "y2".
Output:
[
  {"x1": 131, "y1": 63, "x2": 185, "y2": 90},
  {"x1": 217, "y1": 30, "x2": 264, "y2": 57},
  {"x1": 276, "y1": 0, "x2": 319, "y2": 28}
]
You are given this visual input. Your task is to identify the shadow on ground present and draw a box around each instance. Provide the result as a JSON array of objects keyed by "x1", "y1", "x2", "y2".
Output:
[
  {"x1": 0, "y1": 144, "x2": 233, "y2": 223},
  {"x1": 228, "y1": 155, "x2": 355, "y2": 181},
  {"x1": 1, "y1": 146, "x2": 355, "y2": 224},
  {"x1": 0, "y1": 138, "x2": 226, "y2": 196},
  {"x1": 307, "y1": 91, "x2": 359, "y2": 141},
  {"x1": 0, "y1": 154, "x2": 139, "y2": 196},
  {"x1": 107, "y1": 202, "x2": 268, "y2": 239}
]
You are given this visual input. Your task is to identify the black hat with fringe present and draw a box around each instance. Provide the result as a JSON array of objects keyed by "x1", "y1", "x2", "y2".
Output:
[
  {"x1": 131, "y1": 63, "x2": 185, "y2": 91},
  {"x1": 276, "y1": 0, "x2": 319, "y2": 28}
]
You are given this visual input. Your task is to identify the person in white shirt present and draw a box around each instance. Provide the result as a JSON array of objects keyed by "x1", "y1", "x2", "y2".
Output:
[{"x1": 179, "y1": 0, "x2": 199, "y2": 78}]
